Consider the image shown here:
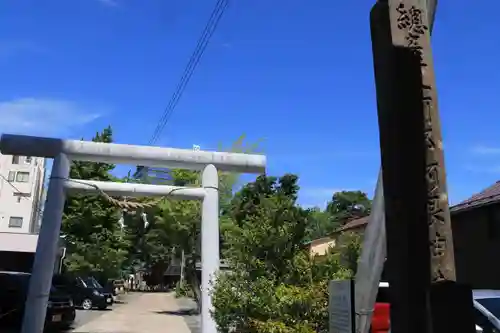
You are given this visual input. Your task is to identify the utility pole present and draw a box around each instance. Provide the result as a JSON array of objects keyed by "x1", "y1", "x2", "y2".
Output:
[{"x1": 370, "y1": 1, "x2": 476, "y2": 333}]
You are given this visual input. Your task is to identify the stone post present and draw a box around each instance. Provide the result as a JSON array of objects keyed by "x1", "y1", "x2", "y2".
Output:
[{"x1": 371, "y1": 1, "x2": 476, "y2": 333}]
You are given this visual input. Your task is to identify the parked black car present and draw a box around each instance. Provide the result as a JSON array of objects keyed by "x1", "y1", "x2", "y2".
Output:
[
  {"x1": 0, "y1": 271, "x2": 76, "y2": 330},
  {"x1": 52, "y1": 274, "x2": 113, "y2": 310},
  {"x1": 101, "y1": 278, "x2": 125, "y2": 298},
  {"x1": 102, "y1": 279, "x2": 117, "y2": 297}
]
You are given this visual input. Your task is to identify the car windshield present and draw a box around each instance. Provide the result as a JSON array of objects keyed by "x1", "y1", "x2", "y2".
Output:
[
  {"x1": 477, "y1": 297, "x2": 500, "y2": 320},
  {"x1": 83, "y1": 277, "x2": 102, "y2": 289}
]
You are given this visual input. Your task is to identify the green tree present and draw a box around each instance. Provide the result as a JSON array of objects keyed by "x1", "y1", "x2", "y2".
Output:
[
  {"x1": 62, "y1": 126, "x2": 128, "y2": 280},
  {"x1": 212, "y1": 174, "x2": 353, "y2": 333},
  {"x1": 305, "y1": 207, "x2": 339, "y2": 241},
  {"x1": 336, "y1": 231, "x2": 363, "y2": 273},
  {"x1": 120, "y1": 199, "x2": 169, "y2": 279},
  {"x1": 139, "y1": 135, "x2": 262, "y2": 282},
  {"x1": 326, "y1": 190, "x2": 372, "y2": 226}
]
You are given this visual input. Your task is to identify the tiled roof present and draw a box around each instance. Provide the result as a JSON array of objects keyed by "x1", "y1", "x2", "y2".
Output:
[
  {"x1": 451, "y1": 181, "x2": 500, "y2": 213},
  {"x1": 306, "y1": 183, "x2": 500, "y2": 246},
  {"x1": 304, "y1": 216, "x2": 370, "y2": 245},
  {"x1": 336, "y1": 216, "x2": 370, "y2": 232}
]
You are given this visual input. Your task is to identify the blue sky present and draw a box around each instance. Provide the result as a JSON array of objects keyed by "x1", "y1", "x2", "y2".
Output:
[{"x1": 0, "y1": 0, "x2": 499, "y2": 208}]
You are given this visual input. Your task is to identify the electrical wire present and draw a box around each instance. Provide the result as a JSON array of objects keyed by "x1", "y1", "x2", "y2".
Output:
[
  {"x1": 148, "y1": 0, "x2": 229, "y2": 145},
  {"x1": 148, "y1": 0, "x2": 228, "y2": 145}
]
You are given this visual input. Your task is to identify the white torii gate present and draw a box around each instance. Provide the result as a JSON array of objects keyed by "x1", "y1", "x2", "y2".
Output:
[{"x1": 0, "y1": 134, "x2": 266, "y2": 333}]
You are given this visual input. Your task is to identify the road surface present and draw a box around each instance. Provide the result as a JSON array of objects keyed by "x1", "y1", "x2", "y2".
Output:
[
  {"x1": 72, "y1": 294, "x2": 138, "y2": 329},
  {"x1": 71, "y1": 292, "x2": 191, "y2": 333},
  {"x1": 174, "y1": 297, "x2": 200, "y2": 333}
]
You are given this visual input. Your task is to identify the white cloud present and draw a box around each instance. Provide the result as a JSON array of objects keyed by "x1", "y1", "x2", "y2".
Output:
[
  {"x1": 0, "y1": 98, "x2": 102, "y2": 136},
  {"x1": 470, "y1": 145, "x2": 500, "y2": 155}
]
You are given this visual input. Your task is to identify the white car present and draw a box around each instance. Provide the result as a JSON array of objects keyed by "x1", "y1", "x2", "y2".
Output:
[
  {"x1": 473, "y1": 290, "x2": 500, "y2": 333},
  {"x1": 381, "y1": 284, "x2": 495, "y2": 333}
]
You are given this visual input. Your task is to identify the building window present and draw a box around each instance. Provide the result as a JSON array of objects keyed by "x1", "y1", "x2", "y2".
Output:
[
  {"x1": 11, "y1": 155, "x2": 20, "y2": 164},
  {"x1": 15, "y1": 172, "x2": 29, "y2": 183},
  {"x1": 13, "y1": 192, "x2": 30, "y2": 203},
  {"x1": 25, "y1": 156, "x2": 32, "y2": 164},
  {"x1": 8, "y1": 216, "x2": 23, "y2": 228},
  {"x1": 7, "y1": 171, "x2": 16, "y2": 182}
]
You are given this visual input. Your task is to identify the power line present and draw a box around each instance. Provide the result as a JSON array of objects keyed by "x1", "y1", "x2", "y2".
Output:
[
  {"x1": 149, "y1": 0, "x2": 228, "y2": 144},
  {"x1": 148, "y1": 0, "x2": 229, "y2": 145}
]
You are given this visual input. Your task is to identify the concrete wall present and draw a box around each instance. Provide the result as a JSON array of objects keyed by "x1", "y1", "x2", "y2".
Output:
[
  {"x1": 0, "y1": 154, "x2": 45, "y2": 234},
  {"x1": 0, "y1": 232, "x2": 39, "y2": 253},
  {"x1": 452, "y1": 204, "x2": 500, "y2": 289}
]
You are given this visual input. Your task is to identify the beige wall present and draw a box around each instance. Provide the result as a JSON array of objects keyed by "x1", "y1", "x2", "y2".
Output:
[
  {"x1": 310, "y1": 238, "x2": 337, "y2": 256},
  {"x1": 0, "y1": 154, "x2": 46, "y2": 235}
]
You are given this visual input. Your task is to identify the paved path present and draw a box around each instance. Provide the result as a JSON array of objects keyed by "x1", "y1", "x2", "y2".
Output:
[
  {"x1": 72, "y1": 292, "x2": 191, "y2": 333},
  {"x1": 174, "y1": 297, "x2": 201, "y2": 333},
  {"x1": 73, "y1": 294, "x2": 139, "y2": 329}
]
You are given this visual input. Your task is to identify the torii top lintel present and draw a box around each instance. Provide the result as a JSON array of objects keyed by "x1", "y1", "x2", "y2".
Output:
[{"x1": 0, "y1": 134, "x2": 266, "y2": 174}]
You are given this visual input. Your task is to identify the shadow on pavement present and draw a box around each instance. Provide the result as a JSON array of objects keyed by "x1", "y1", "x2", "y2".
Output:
[
  {"x1": 154, "y1": 309, "x2": 199, "y2": 317},
  {"x1": 156, "y1": 296, "x2": 201, "y2": 333},
  {"x1": 153, "y1": 307, "x2": 201, "y2": 333}
]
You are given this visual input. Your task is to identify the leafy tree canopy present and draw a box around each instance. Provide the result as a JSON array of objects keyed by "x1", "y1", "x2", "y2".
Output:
[
  {"x1": 326, "y1": 190, "x2": 372, "y2": 225},
  {"x1": 212, "y1": 174, "x2": 355, "y2": 333},
  {"x1": 62, "y1": 126, "x2": 128, "y2": 280},
  {"x1": 122, "y1": 134, "x2": 261, "y2": 287}
]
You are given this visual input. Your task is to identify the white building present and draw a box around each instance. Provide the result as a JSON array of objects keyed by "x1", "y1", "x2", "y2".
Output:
[
  {"x1": 0, "y1": 153, "x2": 46, "y2": 234},
  {"x1": 0, "y1": 153, "x2": 50, "y2": 272},
  {"x1": 0, "y1": 154, "x2": 65, "y2": 272}
]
